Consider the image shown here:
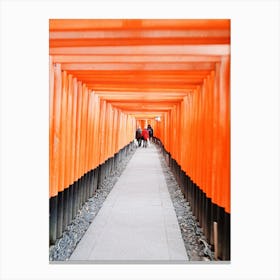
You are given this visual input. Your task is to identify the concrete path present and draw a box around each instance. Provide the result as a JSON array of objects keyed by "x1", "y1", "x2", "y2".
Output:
[{"x1": 69, "y1": 145, "x2": 188, "y2": 262}]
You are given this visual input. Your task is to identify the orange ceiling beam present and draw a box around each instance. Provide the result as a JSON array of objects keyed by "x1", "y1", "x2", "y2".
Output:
[
  {"x1": 120, "y1": 109, "x2": 170, "y2": 114},
  {"x1": 100, "y1": 97, "x2": 184, "y2": 103},
  {"x1": 65, "y1": 70, "x2": 211, "y2": 78},
  {"x1": 110, "y1": 102, "x2": 178, "y2": 108},
  {"x1": 49, "y1": 19, "x2": 230, "y2": 31},
  {"x1": 50, "y1": 45, "x2": 230, "y2": 56},
  {"x1": 60, "y1": 62, "x2": 215, "y2": 71},
  {"x1": 108, "y1": 99, "x2": 180, "y2": 104},
  {"x1": 52, "y1": 55, "x2": 221, "y2": 64},
  {"x1": 50, "y1": 30, "x2": 229, "y2": 39},
  {"x1": 86, "y1": 85, "x2": 199, "y2": 92},
  {"x1": 66, "y1": 74, "x2": 208, "y2": 80},
  {"x1": 50, "y1": 37, "x2": 229, "y2": 48}
]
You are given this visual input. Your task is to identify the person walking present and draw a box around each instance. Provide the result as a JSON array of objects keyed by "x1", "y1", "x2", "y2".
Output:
[
  {"x1": 147, "y1": 124, "x2": 154, "y2": 143},
  {"x1": 141, "y1": 127, "x2": 149, "y2": 148},
  {"x1": 135, "y1": 126, "x2": 142, "y2": 147}
]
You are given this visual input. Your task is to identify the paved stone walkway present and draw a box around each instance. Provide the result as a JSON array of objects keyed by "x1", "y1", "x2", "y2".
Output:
[{"x1": 69, "y1": 145, "x2": 188, "y2": 262}]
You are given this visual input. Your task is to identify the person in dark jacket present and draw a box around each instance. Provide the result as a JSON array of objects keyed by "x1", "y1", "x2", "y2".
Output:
[
  {"x1": 147, "y1": 124, "x2": 154, "y2": 143},
  {"x1": 135, "y1": 127, "x2": 142, "y2": 147}
]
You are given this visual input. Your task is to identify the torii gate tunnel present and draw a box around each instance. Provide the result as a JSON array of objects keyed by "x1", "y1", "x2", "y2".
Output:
[{"x1": 49, "y1": 19, "x2": 230, "y2": 260}]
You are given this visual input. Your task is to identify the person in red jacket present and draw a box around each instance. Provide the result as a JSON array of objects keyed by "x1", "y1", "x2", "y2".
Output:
[{"x1": 141, "y1": 128, "x2": 149, "y2": 148}]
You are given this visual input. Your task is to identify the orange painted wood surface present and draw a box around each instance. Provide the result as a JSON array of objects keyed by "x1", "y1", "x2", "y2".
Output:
[{"x1": 49, "y1": 65, "x2": 135, "y2": 198}]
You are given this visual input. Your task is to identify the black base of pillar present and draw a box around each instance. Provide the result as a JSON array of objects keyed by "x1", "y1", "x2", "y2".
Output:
[
  {"x1": 217, "y1": 206, "x2": 224, "y2": 260},
  {"x1": 72, "y1": 180, "x2": 78, "y2": 218},
  {"x1": 49, "y1": 196, "x2": 58, "y2": 245},
  {"x1": 205, "y1": 197, "x2": 212, "y2": 243},
  {"x1": 224, "y1": 211, "x2": 231, "y2": 260},
  {"x1": 68, "y1": 183, "x2": 74, "y2": 222},
  {"x1": 56, "y1": 191, "x2": 64, "y2": 239},
  {"x1": 93, "y1": 167, "x2": 99, "y2": 192},
  {"x1": 89, "y1": 170, "x2": 94, "y2": 197},
  {"x1": 62, "y1": 187, "x2": 69, "y2": 231}
]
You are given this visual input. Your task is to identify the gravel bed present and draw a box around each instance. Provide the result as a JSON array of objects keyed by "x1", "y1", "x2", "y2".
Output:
[
  {"x1": 49, "y1": 146, "x2": 136, "y2": 261},
  {"x1": 157, "y1": 147, "x2": 214, "y2": 261}
]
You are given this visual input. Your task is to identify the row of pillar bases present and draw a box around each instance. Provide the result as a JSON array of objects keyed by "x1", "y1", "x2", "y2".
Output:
[
  {"x1": 49, "y1": 141, "x2": 134, "y2": 245},
  {"x1": 155, "y1": 137, "x2": 230, "y2": 261},
  {"x1": 50, "y1": 138, "x2": 230, "y2": 260}
]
